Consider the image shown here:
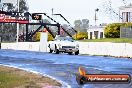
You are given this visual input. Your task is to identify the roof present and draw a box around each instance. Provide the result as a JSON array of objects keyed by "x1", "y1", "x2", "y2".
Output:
[
  {"x1": 88, "y1": 26, "x2": 106, "y2": 29},
  {"x1": 119, "y1": 5, "x2": 132, "y2": 10}
]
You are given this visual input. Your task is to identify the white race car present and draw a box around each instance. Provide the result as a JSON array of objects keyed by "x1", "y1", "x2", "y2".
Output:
[{"x1": 48, "y1": 35, "x2": 79, "y2": 55}]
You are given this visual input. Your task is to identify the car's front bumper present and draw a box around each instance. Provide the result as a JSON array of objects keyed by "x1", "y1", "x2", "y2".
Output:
[{"x1": 58, "y1": 48, "x2": 79, "y2": 52}]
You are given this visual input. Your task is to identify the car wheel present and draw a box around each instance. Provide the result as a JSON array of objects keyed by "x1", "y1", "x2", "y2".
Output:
[
  {"x1": 55, "y1": 45, "x2": 59, "y2": 54},
  {"x1": 55, "y1": 49, "x2": 59, "y2": 54},
  {"x1": 49, "y1": 49, "x2": 53, "y2": 53},
  {"x1": 68, "y1": 52, "x2": 72, "y2": 55},
  {"x1": 75, "y1": 50, "x2": 79, "y2": 55}
]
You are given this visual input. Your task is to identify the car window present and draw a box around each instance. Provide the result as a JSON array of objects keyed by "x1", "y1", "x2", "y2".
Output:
[
  {"x1": 55, "y1": 36, "x2": 74, "y2": 41},
  {"x1": 65, "y1": 37, "x2": 74, "y2": 42}
]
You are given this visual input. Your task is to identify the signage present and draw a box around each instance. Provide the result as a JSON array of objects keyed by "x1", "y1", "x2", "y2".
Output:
[
  {"x1": 32, "y1": 14, "x2": 42, "y2": 20},
  {"x1": 0, "y1": 11, "x2": 29, "y2": 24}
]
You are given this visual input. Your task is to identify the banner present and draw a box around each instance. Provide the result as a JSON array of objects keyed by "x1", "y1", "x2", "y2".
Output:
[
  {"x1": 0, "y1": 12, "x2": 29, "y2": 24},
  {"x1": 76, "y1": 67, "x2": 131, "y2": 85}
]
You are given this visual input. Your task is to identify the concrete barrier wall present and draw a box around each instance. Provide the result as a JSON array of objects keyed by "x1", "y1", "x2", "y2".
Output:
[
  {"x1": 1, "y1": 42, "x2": 132, "y2": 58},
  {"x1": 79, "y1": 42, "x2": 132, "y2": 57},
  {"x1": 1, "y1": 42, "x2": 40, "y2": 51}
]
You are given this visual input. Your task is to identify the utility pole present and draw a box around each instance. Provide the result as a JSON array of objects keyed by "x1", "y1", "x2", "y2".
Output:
[
  {"x1": 16, "y1": 0, "x2": 19, "y2": 42},
  {"x1": 51, "y1": 8, "x2": 54, "y2": 15},
  {"x1": 1, "y1": 3, "x2": 5, "y2": 32},
  {"x1": 1, "y1": 3, "x2": 4, "y2": 31},
  {"x1": 94, "y1": 8, "x2": 99, "y2": 26}
]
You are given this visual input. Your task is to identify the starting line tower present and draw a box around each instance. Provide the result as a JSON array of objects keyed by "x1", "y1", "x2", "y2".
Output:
[{"x1": 0, "y1": 11, "x2": 77, "y2": 42}]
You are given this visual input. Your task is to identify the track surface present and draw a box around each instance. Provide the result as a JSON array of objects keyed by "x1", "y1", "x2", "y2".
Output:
[{"x1": 0, "y1": 49, "x2": 132, "y2": 88}]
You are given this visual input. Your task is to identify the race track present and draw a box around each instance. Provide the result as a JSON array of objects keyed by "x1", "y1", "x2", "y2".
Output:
[{"x1": 0, "y1": 49, "x2": 132, "y2": 88}]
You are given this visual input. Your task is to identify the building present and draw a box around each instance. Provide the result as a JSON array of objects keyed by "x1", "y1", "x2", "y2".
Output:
[
  {"x1": 119, "y1": 5, "x2": 132, "y2": 38},
  {"x1": 87, "y1": 26, "x2": 105, "y2": 39},
  {"x1": 119, "y1": 5, "x2": 132, "y2": 22},
  {"x1": 87, "y1": 5, "x2": 132, "y2": 39}
]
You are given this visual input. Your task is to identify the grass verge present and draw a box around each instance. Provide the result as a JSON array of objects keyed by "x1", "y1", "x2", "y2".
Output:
[{"x1": 0, "y1": 66, "x2": 61, "y2": 88}]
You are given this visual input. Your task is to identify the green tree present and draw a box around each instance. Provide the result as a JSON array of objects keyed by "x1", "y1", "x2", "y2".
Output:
[
  {"x1": 81, "y1": 19, "x2": 89, "y2": 32},
  {"x1": 33, "y1": 32, "x2": 54, "y2": 41},
  {"x1": 74, "y1": 19, "x2": 89, "y2": 32},
  {"x1": 19, "y1": 0, "x2": 29, "y2": 12},
  {"x1": 3, "y1": 0, "x2": 28, "y2": 12},
  {"x1": 6, "y1": 3, "x2": 14, "y2": 11},
  {"x1": 104, "y1": 23, "x2": 125, "y2": 38},
  {"x1": 72, "y1": 31, "x2": 88, "y2": 40},
  {"x1": 33, "y1": 32, "x2": 40, "y2": 41},
  {"x1": 74, "y1": 20, "x2": 82, "y2": 32}
]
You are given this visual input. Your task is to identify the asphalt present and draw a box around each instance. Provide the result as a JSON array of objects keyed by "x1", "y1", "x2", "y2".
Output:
[{"x1": 0, "y1": 49, "x2": 132, "y2": 88}]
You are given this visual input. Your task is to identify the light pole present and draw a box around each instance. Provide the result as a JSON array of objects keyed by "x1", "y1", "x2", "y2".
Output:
[
  {"x1": 94, "y1": 8, "x2": 99, "y2": 26},
  {"x1": 16, "y1": 0, "x2": 19, "y2": 42},
  {"x1": 1, "y1": 3, "x2": 4, "y2": 31},
  {"x1": 51, "y1": 8, "x2": 54, "y2": 15}
]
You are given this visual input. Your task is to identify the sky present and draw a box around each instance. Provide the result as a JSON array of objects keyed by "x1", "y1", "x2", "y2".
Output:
[{"x1": 27, "y1": 0, "x2": 131, "y2": 26}]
